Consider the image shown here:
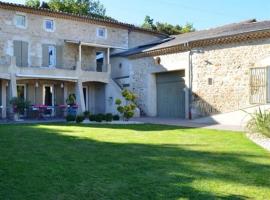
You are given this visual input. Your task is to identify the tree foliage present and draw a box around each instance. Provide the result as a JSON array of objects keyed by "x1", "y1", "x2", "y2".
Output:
[
  {"x1": 47, "y1": 0, "x2": 105, "y2": 16},
  {"x1": 115, "y1": 90, "x2": 137, "y2": 121},
  {"x1": 141, "y1": 15, "x2": 195, "y2": 35},
  {"x1": 25, "y1": 0, "x2": 106, "y2": 17},
  {"x1": 25, "y1": 0, "x2": 40, "y2": 8}
]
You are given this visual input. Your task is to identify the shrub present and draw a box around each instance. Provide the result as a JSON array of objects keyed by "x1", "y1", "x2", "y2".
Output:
[
  {"x1": 113, "y1": 114, "x2": 120, "y2": 121},
  {"x1": 95, "y1": 114, "x2": 104, "y2": 122},
  {"x1": 105, "y1": 113, "x2": 113, "y2": 122},
  {"x1": 247, "y1": 109, "x2": 270, "y2": 138},
  {"x1": 10, "y1": 97, "x2": 30, "y2": 114},
  {"x1": 66, "y1": 114, "x2": 76, "y2": 122},
  {"x1": 115, "y1": 89, "x2": 137, "y2": 121},
  {"x1": 76, "y1": 115, "x2": 85, "y2": 123},
  {"x1": 83, "y1": 111, "x2": 90, "y2": 118},
  {"x1": 89, "y1": 114, "x2": 96, "y2": 121}
]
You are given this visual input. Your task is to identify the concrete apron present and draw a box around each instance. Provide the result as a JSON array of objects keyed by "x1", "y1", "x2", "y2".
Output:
[{"x1": 135, "y1": 117, "x2": 245, "y2": 132}]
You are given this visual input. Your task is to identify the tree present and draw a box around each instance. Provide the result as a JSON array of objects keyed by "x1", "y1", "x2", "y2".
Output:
[
  {"x1": 115, "y1": 90, "x2": 137, "y2": 121},
  {"x1": 25, "y1": 0, "x2": 40, "y2": 8},
  {"x1": 141, "y1": 15, "x2": 195, "y2": 35},
  {"x1": 142, "y1": 15, "x2": 157, "y2": 31},
  {"x1": 47, "y1": 0, "x2": 106, "y2": 16}
]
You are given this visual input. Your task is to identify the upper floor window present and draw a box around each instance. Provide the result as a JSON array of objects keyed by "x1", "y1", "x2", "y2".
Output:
[
  {"x1": 15, "y1": 14, "x2": 26, "y2": 28},
  {"x1": 42, "y1": 44, "x2": 63, "y2": 68},
  {"x1": 44, "y1": 19, "x2": 55, "y2": 32},
  {"x1": 97, "y1": 27, "x2": 107, "y2": 39}
]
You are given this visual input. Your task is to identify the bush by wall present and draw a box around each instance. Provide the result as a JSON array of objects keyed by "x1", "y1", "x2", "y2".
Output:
[
  {"x1": 247, "y1": 109, "x2": 270, "y2": 138},
  {"x1": 76, "y1": 115, "x2": 85, "y2": 123},
  {"x1": 66, "y1": 114, "x2": 76, "y2": 122}
]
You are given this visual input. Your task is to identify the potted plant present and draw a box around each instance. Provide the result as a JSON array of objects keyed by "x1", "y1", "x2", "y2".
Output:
[
  {"x1": 66, "y1": 94, "x2": 78, "y2": 116},
  {"x1": 10, "y1": 97, "x2": 30, "y2": 121}
]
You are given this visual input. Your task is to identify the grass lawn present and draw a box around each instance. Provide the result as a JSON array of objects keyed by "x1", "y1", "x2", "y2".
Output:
[{"x1": 0, "y1": 124, "x2": 270, "y2": 200}]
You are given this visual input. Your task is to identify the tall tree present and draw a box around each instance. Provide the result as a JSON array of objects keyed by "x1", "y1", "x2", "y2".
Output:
[
  {"x1": 25, "y1": 0, "x2": 40, "y2": 8},
  {"x1": 141, "y1": 15, "x2": 195, "y2": 35},
  {"x1": 142, "y1": 15, "x2": 157, "y2": 30},
  {"x1": 47, "y1": 0, "x2": 106, "y2": 16}
]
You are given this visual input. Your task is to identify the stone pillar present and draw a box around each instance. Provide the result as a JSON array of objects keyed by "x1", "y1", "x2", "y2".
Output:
[
  {"x1": 75, "y1": 80, "x2": 85, "y2": 114},
  {"x1": 10, "y1": 74, "x2": 17, "y2": 98},
  {"x1": 63, "y1": 83, "x2": 68, "y2": 104},
  {"x1": 1, "y1": 80, "x2": 7, "y2": 119},
  {"x1": 185, "y1": 53, "x2": 191, "y2": 119}
]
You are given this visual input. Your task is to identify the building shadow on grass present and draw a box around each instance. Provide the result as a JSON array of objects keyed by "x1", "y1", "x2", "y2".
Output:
[{"x1": 1, "y1": 124, "x2": 269, "y2": 199}]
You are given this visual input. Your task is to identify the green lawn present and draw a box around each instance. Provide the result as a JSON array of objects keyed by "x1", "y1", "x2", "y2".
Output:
[{"x1": 0, "y1": 124, "x2": 270, "y2": 200}]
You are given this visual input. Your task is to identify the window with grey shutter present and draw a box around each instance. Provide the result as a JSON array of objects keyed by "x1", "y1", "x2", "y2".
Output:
[
  {"x1": 56, "y1": 45, "x2": 63, "y2": 68},
  {"x1": 21, "y1": 41, "x2": 28, "y2": 67},
  {"x1": 13, "y1": 40, "x2": 22, "y2": 67},
  {"x1": 13, "y1": 40, "x2": 28, "y2": 67},
  {"x1": 42, "y1": 44, "x2": 49, "y2": 67}
]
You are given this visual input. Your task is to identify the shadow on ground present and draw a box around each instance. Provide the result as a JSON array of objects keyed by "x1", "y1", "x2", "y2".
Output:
[{"x1": 0, "y1": 124, "x2": 269, "y2": 200}]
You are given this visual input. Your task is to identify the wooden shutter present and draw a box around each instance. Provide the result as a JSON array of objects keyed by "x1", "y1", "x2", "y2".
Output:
[
  {"x1": 56, "y1": 45, "x2": 63, "y2": 68},
  {"x1": 21, "y1": 41, "x2": 28, "y2": 67},
  {"x1": 42, "y1": 44, "x2": 49, "y2": 67},
  {"x1": 13, "y1": 40, "x2": 22, "y2": 67}
]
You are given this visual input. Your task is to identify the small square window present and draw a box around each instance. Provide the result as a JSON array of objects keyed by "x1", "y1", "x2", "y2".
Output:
[
  {"x1": 15, "y1": 14, "x2": 26, "y2": 28},
  {"x1": 97, "y1": 28, "x2": 107, "y2": 38},
  {"x1": 208, "y1": 78, "x2": 213, "y2": 85},
  {"x1": 44, "y1": 19, "x2": 54, "y2": 32}
]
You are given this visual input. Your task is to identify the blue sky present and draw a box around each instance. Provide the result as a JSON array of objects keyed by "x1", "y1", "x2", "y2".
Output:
[{"x1": 2, "y1": 0, "x2": 270, "y2": 30}]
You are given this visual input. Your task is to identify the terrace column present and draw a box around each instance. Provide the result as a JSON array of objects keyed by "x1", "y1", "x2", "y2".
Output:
[
  {"x1": 75, "y1": 80, "x2": 85, "y2": 114},
  {"x1": 1, "y1": 80, "x2": 7, "y2": 118}
]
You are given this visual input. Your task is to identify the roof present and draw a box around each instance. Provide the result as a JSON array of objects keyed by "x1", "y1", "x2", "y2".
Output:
[
  {"x1": 112, "y1": 37, "x2": 174, "y2": 57},
  {"x1": 0, "y1": 1, "x2": 167, "y2": 37},
  {"x1": 116, "y1": 19, "x2": 270, "y2": 58}
]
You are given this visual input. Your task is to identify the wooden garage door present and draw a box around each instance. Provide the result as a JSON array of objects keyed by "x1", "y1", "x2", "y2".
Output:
[{"x1": 156, "y1": 71, "x2": 186, "y2": 118}]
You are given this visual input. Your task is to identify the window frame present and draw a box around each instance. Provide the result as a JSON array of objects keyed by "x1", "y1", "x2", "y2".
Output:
[
  {"x1": 14, "y1": 13, "x2": 27, "y2": 29},
  {"x1": 48, "y1": 45, "x2": 56, "y2": 68},
  {"x1": 43, "y1": 19, "x2": 55, "y2": 32},
  {"x1": 96, "y1": 27, "x2": 107, "y2": 39}
]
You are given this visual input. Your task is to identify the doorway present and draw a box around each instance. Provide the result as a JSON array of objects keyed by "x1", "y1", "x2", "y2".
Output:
[
  {"x1": 83, "y1": 86, "x2": 89, "y2": 110},
  {"x1": 43, "y1": 85, "x2": 54, "y2": 106}
]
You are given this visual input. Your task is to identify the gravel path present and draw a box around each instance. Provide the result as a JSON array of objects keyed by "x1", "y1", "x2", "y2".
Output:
[{"x1": 246, "y1": 132, "x2": 270, "y2": 152}]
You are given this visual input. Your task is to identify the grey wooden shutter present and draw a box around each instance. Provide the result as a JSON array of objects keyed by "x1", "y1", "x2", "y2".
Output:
[
  {"x1": 56, "y1": 45, "x2": 63, "y2": 68},
  {"x1": 42, "y1": 44, "x2": 49, "y2": 67},
  {"x1": 13, "y1": 40, "x2": 22, "y2": 67},
  {"x1": 21, "y1": 41, "x2": 28, "y2": 67}
]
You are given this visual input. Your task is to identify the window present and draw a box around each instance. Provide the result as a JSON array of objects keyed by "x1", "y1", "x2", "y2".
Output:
[
  {"x1": 44, "y1": 19, "x2": 55, "y2": 32},
  {"x1": 96, "y1": 52, "x2": 104, "y2": 72},
  {"x1": 15, "y1": 14, "x2": 26, "y2": 28},
  {"x1": 208, "y1": 78, "x2": 213, "y2": 85},
  {"x1": 97, "y1": 27, "x2": 107, "y2": 38},
  {"x1": 250, "y1": 67, "x2": 268, "y2": 104},
  {"x1": 42, "y1": 44, "x2": 62, "y2": 68},
  {"x1": 48, "y1": 45, "x2": 56, "y2": 67}
]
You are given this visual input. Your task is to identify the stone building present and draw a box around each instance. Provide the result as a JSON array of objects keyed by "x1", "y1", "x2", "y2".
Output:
[
  {"x1": 0, "y1": 1, "x2": 166, "y2": 119},
  {"x1": 111, "y1": 19, "x2": 270, "y2": 124},
  {"x1": 1, "y1": 1, "x2": 270, "y2": 125}
]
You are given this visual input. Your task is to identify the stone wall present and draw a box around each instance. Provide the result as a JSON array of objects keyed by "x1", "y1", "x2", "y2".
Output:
[
  {"x1": 191, "y1": 38, "x2": 270, "y2": 117},
  {"x1": 112, "y1": 38, "x2": 270, "y2": 118},
  {"x1": 0, "y1": 8, "x2": 128, "y2": 69}
]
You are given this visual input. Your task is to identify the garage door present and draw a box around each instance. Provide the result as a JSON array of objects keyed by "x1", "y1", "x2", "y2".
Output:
[{"x1": 156, "y1": 71, "x2": 186, "y2": 118}]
